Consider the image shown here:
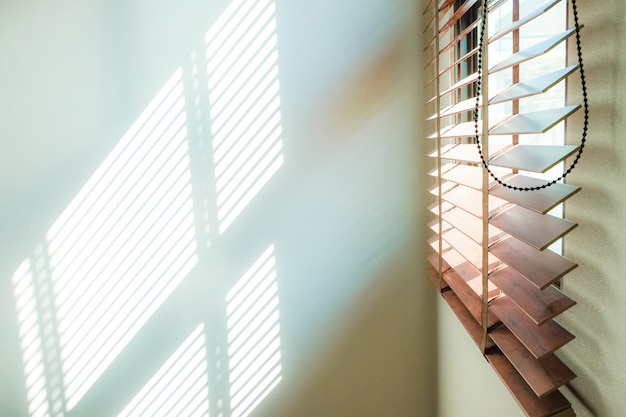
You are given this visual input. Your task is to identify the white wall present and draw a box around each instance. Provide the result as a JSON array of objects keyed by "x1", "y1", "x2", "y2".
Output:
[{"x1": 0, "y1": 1, "x2": 434, "y2": 416}]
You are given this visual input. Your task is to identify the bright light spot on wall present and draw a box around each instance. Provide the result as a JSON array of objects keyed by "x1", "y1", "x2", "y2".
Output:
[
  {"x1": 49, "y1": 68, "x2": 198, "y2": 410},
  {"x1": 206, "y1": 0, "x2": 284, "y2": 234},
  {"x1": 117, "y1": 324, "x2": 210, "y2": 417},
  {"x1": 12, "y1": 68, "x2": 199, "y2": 414},
  {"x1": 12, "y1": 258, "x2": 51, "y2": 417},
  {"x1": 226, "y1": 244, "x2": 282, "y2": 417}
]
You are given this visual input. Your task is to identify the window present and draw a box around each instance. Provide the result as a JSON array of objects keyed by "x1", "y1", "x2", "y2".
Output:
[{"x1": 424, "y1": 0, "x2": 587, "y2": 415}]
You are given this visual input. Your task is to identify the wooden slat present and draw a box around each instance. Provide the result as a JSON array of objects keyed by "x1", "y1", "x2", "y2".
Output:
[
  {"x1": 489, "y1": 174, "x2": 581, "y2": 214},
  {"x1": 490, "y1": 27, "x2": 578, "y2": 73},
  {"x1": 487, "y1": 351, "x2": 574, "y2": 417},
  {"x1": 441, "y1": 143, "x2": 508, "y2": 164},
  {"x1": 490, "y1": 106, "x2": 580, "y2": 136},
  {"x1": 490, "y1": 266, "x2": 576, "y2": 325},
  {"x1": 442, "y1": 164, "x2": 486, "y2": 189},
  {"x1": 427, "y1": 251, "x2": 451, "y2": 274},
  {"x1": 443, "y1": 228, "x2": 501, "y2": 272},
  {"x1": 490, "y1": 325, "x2": 576, "y2": 398},
  {"x1": 489, "y1": 236, "x2": 577, "y2": 289},
  {"x1": 427, "y1": 266, "x2": 449, "y2": 289},
  {"x1": 427, "y1": 143, "x2": 456, "y2": 158},
  {"x1": 427, "y1": 96, "x2": 481, "y2": 120},
  {"x1": 427, "y1": 72, "x2": 478, "y2": 104},
  {"x1": 490, "y1": 296, "x2": 574, "y2": 359},
  {"x1": 443, "y1": 206, "x2": 502, "y2": 245},
  {"x1": 428, "y1": 179, "x2": 456, "y2": 196},
  {"x1": 439, "y1": 0, "x2": 478, "y2": 34},
  {"x1": 490, "y1": 205, "x2": 577, "y2": 250},
  {"x1": 428, "y1": 233, "x2": 451, "y2": 253},
  {"x1": 489, "y1": 0, "x2": 562, "y2": 43},
  {"x1": 442, "y1": 184, "x2": 507, "y2": 218},
  {"x1": 428, "y1": 218, "x2": 452, "y2": 234},
  {"x1": 439, "y1": 18, "x2": 481, "y2": 55},
  {"x1": 431, "y1": 120, "x2": 482, "y2": 139},
  {"x1": 438, "y1": 0, "x2": 455, "y2": 11},
  {"x1": 441, "y1": 289, "x2": 484, "y2": 348},
  {"x1": 488, "y1": 0, "x2": 507, "y2": 12},
  {"x1": 428, "y1": 200, "x2": 454, "y2": 216},
  {"x1": 489, "y1": 145, "x2": 579, "y2": 173},
  {"x1": 490, "y1": 65, "x2": 578, "y2": 105},
  {"x1": 441, "y1": 251, "x2": 500, "y2": 327}
]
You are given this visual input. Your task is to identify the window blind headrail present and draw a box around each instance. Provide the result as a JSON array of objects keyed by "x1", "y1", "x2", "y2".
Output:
[{"x1": 489, "y1": 0, "x2": 562, "y2": 43}]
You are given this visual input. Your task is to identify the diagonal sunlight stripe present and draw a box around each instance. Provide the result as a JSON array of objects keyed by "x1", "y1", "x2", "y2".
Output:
[
  {"x1": 12, "y1": 259, "x2": 52, "y2": 417},
  {"x1": 117, "y1": 324, "x2": 209, "y2": 417},
  {"x1": 206, "y1": 0, "x2": 284, "y2": 234},
  {"x1": 226, "y1": 244, "x2": 282, "y2": 417},
  {"x1": 20, "y1": 67, "x2": 199, "y2": 412}
]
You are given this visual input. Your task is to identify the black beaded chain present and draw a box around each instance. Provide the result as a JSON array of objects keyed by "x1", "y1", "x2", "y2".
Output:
[{"x1": 473, "y1": 0, "x2": 589, "y2": 191}]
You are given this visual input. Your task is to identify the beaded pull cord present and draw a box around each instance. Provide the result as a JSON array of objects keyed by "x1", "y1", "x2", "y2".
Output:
[{"x1": 473, "y1": 0, "x2": 589, "y2": 192}]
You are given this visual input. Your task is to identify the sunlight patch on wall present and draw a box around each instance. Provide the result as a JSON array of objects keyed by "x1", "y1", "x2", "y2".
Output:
[
  {"x1": 226, "y1": 244, "x2": 282, "y2": 417},
  {"x1": 117, "y1": 324, "x2": 210, "y2": 417},
  {"x1": 47, "y1": 68, "x2": 198, "y2": 410},
  {"x1": 12, "y1": 258, "x2": 51, "y2": 417},
  {"x1": 11, "y1": 68, "x2": 199, "y2": 414},
  {"x1": 205, "y1": 0, "x2": 284, "y2": 234}
]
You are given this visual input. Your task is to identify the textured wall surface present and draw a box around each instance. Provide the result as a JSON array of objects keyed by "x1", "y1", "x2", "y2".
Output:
[
  {"x1": 561, "y1": 1, "x2": 626, "y2": 416},
  {"x1": 432, "y1": 1, "x2": 626, "y2": 416}
]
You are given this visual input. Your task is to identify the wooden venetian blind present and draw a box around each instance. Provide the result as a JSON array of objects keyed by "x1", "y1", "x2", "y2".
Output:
[{"x1": 424, "y1": 0, "x2": 585, "y2": 416}]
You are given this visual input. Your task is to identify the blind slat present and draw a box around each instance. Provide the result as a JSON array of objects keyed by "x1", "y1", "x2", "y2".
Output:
[
  {"x1": 427, "y1": 96, "x2": 482, "y2": 120},
  {"x1": 489, "y1": 105, "x2": 580, "y2": 135},
  {"x1": 442, "y1": 164, "x2": 490, "y2": 189},
  {"x1": 490, "y1": 325, "x2": 576, "y2": 398},
  {"x1": 487, "y1": 351, "x2": 574, "y2": 417},
  {"x1": 442, "y1": 228, "x2": 501, "y2": 271},
  {"x1": 441, "y1": 184, "x2": 506, "y2": 218},
  {"x1": 490, "y1": 236, "x2": 577, "y2": 289},
  {"x1": 490, "y1": 205, "x2": 577, "y2": 250},
  {"x1": 443, "y1": 206, "x2": 502, "y2": 245},
  {"x1": 489, "y1": 145, "x2": 579, "y2": 173},
  {"x1": 490, "y1": 65, "x2": 578, "y2": 105},
  {"x1": 490, "y1": 296, "x2": 575, "y2": 359},
  {"x1": 489, "y1": 0, "x2": 562, "y2": 42},
  {"x1": 439, "y1": 0, "x2": 479, "y2": 34},
  {"x1": 490, "y1": 266, "x2": 576, "y2": 324},
  {"x1": 441, "y1": 251, "x2": 500, "y2": 327},
  {"x1": 489, "y1": 174, "x2": 581, "y2": 214},
  {"x1": 490, "y1": 27, "x2": 578, "y2": 73}
]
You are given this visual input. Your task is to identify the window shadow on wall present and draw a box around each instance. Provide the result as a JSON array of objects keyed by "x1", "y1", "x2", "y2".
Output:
[{"x1": 10, "y1": 1, "x2": 286, "y2": 416}]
